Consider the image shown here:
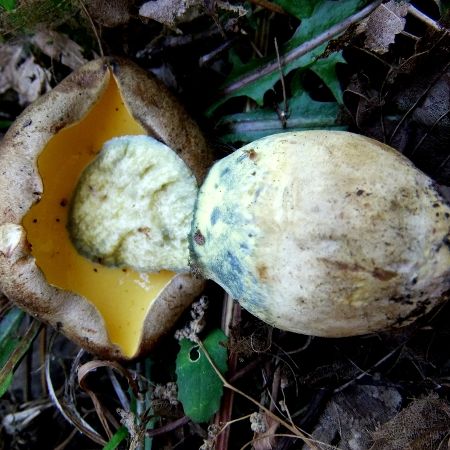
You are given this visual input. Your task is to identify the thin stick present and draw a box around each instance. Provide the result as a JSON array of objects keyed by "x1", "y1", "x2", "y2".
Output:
[
  {"x1": 274, "y1": 37, "x2": 289, "y2": 127},
  {"x1": 410, "y1": 110, "x2": 450, "y2": 156},
  {"x1": 145, "y1": 416, "x2": 189, "y2": 438},
  {"x1": 247, "y1": 0, "x2": 287, "y2": 15},
  {"x1": 389, "y1": 61, "x2": 450, "y2": 144},
  {"x1": 214, "y1": 296, "x2": 241, "y2": 450},
  {"x1": 408, "y1": 4, "x2": 444, "y2": 31},
  {"x1": 78, "y1": 0, "x2": 104, "y2": 58},
  {"x1": 220, "y1": 0, "x2": 382, "y2": 96},
  {"x1": 196, "y1": 339, "x2": 320, "y2": 450}
]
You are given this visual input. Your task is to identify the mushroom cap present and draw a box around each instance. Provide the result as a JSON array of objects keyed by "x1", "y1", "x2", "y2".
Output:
[
  {"x1": 191, "y1": 131, "x2": 450, "y2": 337},
  {"x1": 0, "y1": 57, "x2": 211, "y2": 359}
]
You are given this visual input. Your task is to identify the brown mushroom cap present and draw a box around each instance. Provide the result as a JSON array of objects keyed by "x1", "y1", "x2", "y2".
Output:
[{"x1": 0, "y1": 57, "x2": 211, "y2": 359}]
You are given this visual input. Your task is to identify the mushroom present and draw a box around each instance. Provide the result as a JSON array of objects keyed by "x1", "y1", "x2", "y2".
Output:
[
  {"x1": 0, "y1": 57, "x2": 212, "y2": 359},
  {"x1": 191, "y1": 131, "x2": 450, "y2": 336}
]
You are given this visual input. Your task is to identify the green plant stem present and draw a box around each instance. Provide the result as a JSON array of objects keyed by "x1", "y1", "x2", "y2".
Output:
[{"x1": 220, "y1": 0, "x2": 382, "y2": 97}]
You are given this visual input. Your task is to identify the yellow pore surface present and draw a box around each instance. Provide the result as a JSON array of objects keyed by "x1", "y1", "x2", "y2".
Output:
[{"x1": 23, "y1": 73, "x2": 175, "y2": 357}]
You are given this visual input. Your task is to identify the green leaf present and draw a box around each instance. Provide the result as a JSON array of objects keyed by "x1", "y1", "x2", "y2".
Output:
[
  {"x1": 176, "y1": 330, "x2": 228, "y2": 423},
  {"x1": 0, "y1": 307, "x2": 24, "y2": 345},
  {"x1": 0, "y1": 319, "x2": 41, "y2": 398},
  {"x1": 102, "y1": 426, "x2": 129, "y2": 450},
  {"x1": 208, "y1": 0, "x2": 361, "y2": 114},
  {"x1": 0, "y1": 373, "x2": 13, "y2": 397},
  {"x1": 310, "y1": 52, "x2": 346, "y2": 104},
  {"x1": 216, "y1": 91, "x2": 345, "y2": 144},
  {"x1": 439, "y1": 0, "x2": 450, "y2": 15},
  {"x1": 0, "y1": 0, "x2": 16, "y2": 11},
  {"x1": 271, "y1": 0, "x2": 323, "y2": 19},
  {"x1": 0, "y1": 308, "x2": 25, "y2": 387},
  {"x1": 0, "y1": 120, "x2": 12, "y2": 130}
]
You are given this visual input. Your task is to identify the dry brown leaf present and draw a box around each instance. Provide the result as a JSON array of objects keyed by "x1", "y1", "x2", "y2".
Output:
[
  {"x1": 370, "y1": 395, "x2": 450, "y2": 450},
  {"x1": 138, "y1": 0, "x2": 245, "y2": 29},
  {"x1": 85, "y1": 0, "x2": 132, "y2": 27},
  {"x1": 139, "y1": 0, "x2": 204, "y2": 29},
  {"x1": 0, "y1": 43, "x2": 51, "y2": 105},
  {"x1": 31, "y1": 31, "x2": 87, "y2": 70},
  {"x1": 252, "y1": 412, "x2": 280, "y2": 450},
  {"x1": 357, "y1": 0, "x2": 408, "y2": 54}
]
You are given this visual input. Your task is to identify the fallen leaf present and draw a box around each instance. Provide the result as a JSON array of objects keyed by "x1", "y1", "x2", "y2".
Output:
[
  {"x1": 0, "y1": 43, "x2": 51, "y2": 105},
  {"x1": 357, "y1": 1, "x2": 408, "y2": 54},
  {"x1": 139, "y1": 0, "x2": 204, "y2": 29},
  {"x1": 253, "y1": 413, "x2": 279, "y2": 450},
  {"x1": 85, "y1": 0, "x2": 132, "y2": 27},
  {"x1": 31, "y1": 30, "x2": 87, "y2": 70}
]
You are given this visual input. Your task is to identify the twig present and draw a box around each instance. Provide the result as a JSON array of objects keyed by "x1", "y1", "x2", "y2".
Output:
[
  {"x1": 410, "y1": 110, "x2": 450, "y2": 156},
  {"x1": 214, "y1": 295, "x2": 241, "y2": 450},
  {"x1": 332, "y1": 345, "x2": 402, "y2": 394},
  {"x1": 388, "y1": 61, "x2": 450, "y2": 144},
  {"x1": 196, "y1": 339, "x2": 320, "y2": 449},
  {"x1": 274, "y1": 37, "x2": 289, "y2": 127},
  {"x1": 145, "y1": 416, "x2": 189, "y2": 438},
  {"x1": 247, "y1": 0, "x2": 287, "y2": 15},
  {"x1": 78, "y1": 0, "x2": 104, "y2": 58},
  {"x1": 408, "y1": 4, "x2": 444, "y2": 31},
  {"x1": 240, "y1": 433, "x2": 342, "y2": 450},
  {"x1": 220, "y1": 0, "x2": 383, "y2": 96}
]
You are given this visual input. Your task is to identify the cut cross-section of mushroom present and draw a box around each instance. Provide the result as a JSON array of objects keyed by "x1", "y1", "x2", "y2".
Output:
[{"x1": 0, "y1": 57, "x2": 211, "y2": 359}]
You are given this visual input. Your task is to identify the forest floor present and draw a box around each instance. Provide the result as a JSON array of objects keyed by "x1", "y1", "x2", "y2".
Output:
[{"x1": 1, "y1": 1, "x2": 450, "y2": 449}]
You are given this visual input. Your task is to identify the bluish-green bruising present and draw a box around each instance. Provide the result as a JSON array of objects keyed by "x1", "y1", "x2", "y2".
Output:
[{"x1": 210, "y1": 207, "x2": 221, "y2": 225}]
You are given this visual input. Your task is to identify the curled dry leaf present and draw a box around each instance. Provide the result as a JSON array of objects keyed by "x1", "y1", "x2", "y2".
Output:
[
  {"x1": 357, "y1": 0, "x2": 408, "y2": 54},
  {"x1": 139, "y1": 0, "x2": 205, "y2": 29},
  {"x1": 0, "y1": 44, "x2": 51, "y2": 105},
  {"x1": 31, "y1": 30, "x2": 88, "y2": 70}
]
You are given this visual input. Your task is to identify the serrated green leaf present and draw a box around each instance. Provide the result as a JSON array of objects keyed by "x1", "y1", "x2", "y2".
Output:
[
  {"x1": 310, "y1": 52, "x2": 346, "y2": 104},
  {"x1": 271, "y1": 0, "x2": 323, "y2": 19},
  {"x1": 176, "y1": 329, "x2": 228, "y2": 423},
  {"x1": 0, "y1": 0, "x2": 16, "y2": 12},
  {"x1": 208, "y1": 0, "x2": 362, "y2": 114},
  {"x1": 216, "y1": 91, "x2": 345, "y2": 144}
]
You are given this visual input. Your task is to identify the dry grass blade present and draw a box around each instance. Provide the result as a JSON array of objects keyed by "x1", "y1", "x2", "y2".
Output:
[
  {"x1": 77, "y1": 360, "x2": 140, "y2": 439},
  {"x1": 77, "y1": 360, "x2": 139, "y2": 397},
  {"x1": 196, "y1": 339, "x2": 321, "y2": 450},
  {"x1": 45, "y1": 341, "x2": 107, "y2": 446}
]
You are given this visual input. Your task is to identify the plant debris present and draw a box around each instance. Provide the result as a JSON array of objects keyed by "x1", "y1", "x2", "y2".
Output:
[
  {"x1": 0, "y1": 43, "x2": 51, "y2": 105},
  {"x1": 357, "y1": 0, "x2": 408, "y2": 54}
]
